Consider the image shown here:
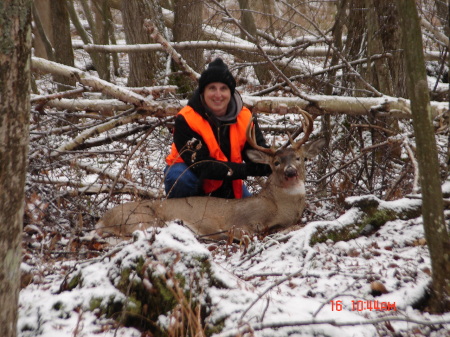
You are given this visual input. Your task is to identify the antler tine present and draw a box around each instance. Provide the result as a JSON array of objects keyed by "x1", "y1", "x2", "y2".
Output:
[
  {"x1": 246, "y1": 113, "x2": 277, "y2": 155},
  {"x1": 292, "y1": 109, "x2": 314, "y2": 150}
]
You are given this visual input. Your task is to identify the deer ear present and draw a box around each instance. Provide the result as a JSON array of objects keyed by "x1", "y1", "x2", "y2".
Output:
[
  {"x1": 303, "y1": 138, "x2": 326, "y2": 159},
  {"x1": 246, "y1": 149, "x2": 271, "y2": 164}
]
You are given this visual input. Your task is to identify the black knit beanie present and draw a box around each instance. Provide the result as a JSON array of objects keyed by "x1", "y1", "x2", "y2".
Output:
[{"x1": 198, "y1": 58, "x2": 236, "y2": 95}]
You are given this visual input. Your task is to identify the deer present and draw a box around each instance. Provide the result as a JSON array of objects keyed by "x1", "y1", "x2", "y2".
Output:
[{"x1": 95, "y1": 109, "x2": 326, "y2": 241}]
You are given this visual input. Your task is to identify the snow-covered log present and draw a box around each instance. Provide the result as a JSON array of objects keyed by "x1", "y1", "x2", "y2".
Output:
[
  {"x1": 244, "y1": 95, "x2": 448, "y2": 120},
  {"x1": 31, "y1": 57, "x2": 447, "y2": 120},
  {"x1": 32, "y1": 97, "x2": 132, "y2": 113},
  {"x1": 31, "y1": 57, "x2": 179, "y2": 115}
]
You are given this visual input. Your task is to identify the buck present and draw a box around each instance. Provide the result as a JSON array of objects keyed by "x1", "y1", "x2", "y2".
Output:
[{"x1": 96, "y1": 110, "x2": 325, "y2": 240}]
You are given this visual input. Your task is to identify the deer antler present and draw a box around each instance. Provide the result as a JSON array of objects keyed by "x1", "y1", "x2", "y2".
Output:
[
  {"x1": 246, "y1": 113, "x2": 277, "y2": 155},
  {"x1": 291, "y1": 109, "x2": 314, "y2": 150}
]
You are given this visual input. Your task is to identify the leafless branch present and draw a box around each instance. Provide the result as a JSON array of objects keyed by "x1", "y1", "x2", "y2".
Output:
[{"x1": 219, "y1": 316, "x2": 450, "y2": 337}]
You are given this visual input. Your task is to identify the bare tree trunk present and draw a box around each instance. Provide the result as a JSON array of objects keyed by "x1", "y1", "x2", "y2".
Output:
[
  {"x1": 121, "y1": 0, "x2": 166, "y2": 87},
  {"x1": 49, "y1": 0, "x2": 75, "y2": 89},
  {"x1": 238, "y1": 0, "x2": 272, "y2": 84},
  {"x1": 372, "y1": 0, "x2": 406, "y2": 98},
  {"x1": 263, "y1": 0, "x2": 277, "y2": 36},
  {"x1": 31, "y1": 0, "x2": 52, "y2": 59},
  {"x1": 365, "y1": 0, "x2": 394, "y2": 96},
  {"x1": 341, "y1": 0, "x2": 366, "y2": 95},
  {"x1": 172, "y1": 0, "x2": 204, "y2": 93},
  {"x1": 90, "y1": 0, "x2": 112, "y2": 81},
  {"x1": 399, "y1": 0, "x2": 450, "y2": 313},
  {"x1": 317, "y1": 0, "x2": 348, "y2": 195},
  {"x1": 0, "y1": 1, "x2": 32, "y2": 336},
  {"x1": 343, "y1": 0, "x2": 406, "y2": 98}
]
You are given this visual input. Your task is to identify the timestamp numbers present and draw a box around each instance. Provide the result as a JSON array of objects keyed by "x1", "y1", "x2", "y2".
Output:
[{"x1": 330, "y1": 300, "x2": 397, "y2": 312}]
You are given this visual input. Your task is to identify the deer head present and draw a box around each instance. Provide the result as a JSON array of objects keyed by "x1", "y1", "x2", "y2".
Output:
[{"x1": 245, "y1": 109, "x2": 325, "y2": 192}]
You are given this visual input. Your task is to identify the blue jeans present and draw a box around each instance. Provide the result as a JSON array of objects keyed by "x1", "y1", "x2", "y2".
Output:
[{"x1": 164, "y1": 163, "x2": 251, "y2": 198}]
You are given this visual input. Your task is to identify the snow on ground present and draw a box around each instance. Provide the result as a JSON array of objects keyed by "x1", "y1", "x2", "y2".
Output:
[
  {"x1": 23, "y1": 13, "x2": 449, "y2": 335},
  {"x1": 18, "y1": 194, "x2": 450, "y2": 337}
]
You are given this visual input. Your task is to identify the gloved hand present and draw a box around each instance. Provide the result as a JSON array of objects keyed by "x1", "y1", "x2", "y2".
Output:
[{"x1": 245, "y1": 162, "x2": 272, "y2": 177}]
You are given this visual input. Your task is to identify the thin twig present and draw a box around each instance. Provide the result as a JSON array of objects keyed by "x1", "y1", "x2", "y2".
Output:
[
  {"x1": 350, "y1": 123, "x2": 396, "y2": 135},
  {"x1": 211, "y1": 0, "x2": 313, "y2": 102},
  {"x1": 239, "y1": 268, "x2": 303, "y2": 321},
  {"x1": 314, "y1": 140, "x2": 394, "y2": 184},
  {"x1": 403, "y1": 138, "x2": 420, "y2": 193},
  {"x1": 107, "y1": 117, "x2": 172, "y2": 201},
  {"x1": 218, "y1": 316, "x2": 450, "y2": 337}
]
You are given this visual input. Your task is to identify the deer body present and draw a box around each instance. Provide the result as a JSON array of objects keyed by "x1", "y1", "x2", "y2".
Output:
[{"x1": 96, "y1": 111, "x2": 325, "y2": 240}]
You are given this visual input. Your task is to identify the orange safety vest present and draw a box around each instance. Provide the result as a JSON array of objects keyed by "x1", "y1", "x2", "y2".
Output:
[{"x1": 166, "y1": 106, "x2": 252, "y2": 199}]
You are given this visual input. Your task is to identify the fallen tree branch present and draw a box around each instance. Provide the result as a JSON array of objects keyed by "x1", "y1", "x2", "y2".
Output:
[
  {"x1": 79, "y1": 41, "x2": 444, "y2": 62},
  {"x1": 32, "y1": 57, "x2": 150, "y2": 106},
  {"x1": 107, "y1": 117, "x2": 172, "y2": 201},
  {"x1": 83, "y1": 39, "x2": 330, "y2": 57},
  {"x1": 31, "y1": 97, "x2": 133, "y2": 113},
  {"x1": 31, "y1": 58, "x2": 447, "y2": 120},
  {"x1": 245, "y1": 95, "x2": 447, "y2": 120},
  {"x1": 239, "y1": 267, "x2": 304, "y2": 321},
  {"x1": 31, "y1": 87, "x2": 87, "y2": 105},
  {"x1": 32, "y1": 180, "x2": 157, "y2": 198},
  {"x1": 314, "y1": 140, "x2": 395, "y2": 184},
  {"x1": 350, "y1": 123, "x2": 396, "y2": 135},
  {"x1": 49, "y1": 108, "x2": 144, "y2": 157},
  {"x1": 76, "y1": 124, "x2": 154, "y2": 150},
  {"x1": 218, "y1": 316, "x2": 450, "y2": 337},
  {"x1": 72, "y1": 160, "x2": 161, "y2": 198},
  {"x1": 420, "y1": 15, "x2": 449, "y2": 48}
]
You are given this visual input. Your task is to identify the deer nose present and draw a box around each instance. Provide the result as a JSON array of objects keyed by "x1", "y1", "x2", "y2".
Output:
[{"x1": 284, "y1": 165, "x2": 298, "y2": 178}]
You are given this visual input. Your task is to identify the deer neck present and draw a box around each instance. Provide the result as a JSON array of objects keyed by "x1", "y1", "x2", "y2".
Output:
[{"x1": 260, "y1": 177, "x2": 306, "y2": 200}]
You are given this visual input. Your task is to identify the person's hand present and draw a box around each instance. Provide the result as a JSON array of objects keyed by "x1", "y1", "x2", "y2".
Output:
[{"x1": 245, "y1": 163, "x2": 272, "y2": 177}]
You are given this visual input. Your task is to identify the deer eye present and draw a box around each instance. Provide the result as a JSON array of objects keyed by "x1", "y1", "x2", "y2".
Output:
[{"x1": 274, "y1": 160, "x2": 281, "y2": 167}]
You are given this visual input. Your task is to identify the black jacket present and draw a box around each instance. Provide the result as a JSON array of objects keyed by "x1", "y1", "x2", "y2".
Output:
[{"x1": 172, "y1": 89, "x2": 271, "y2": 198}]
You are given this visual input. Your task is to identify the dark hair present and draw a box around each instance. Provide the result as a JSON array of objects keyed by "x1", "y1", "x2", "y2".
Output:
[{"x1": 198, "y1": 58, "x2": 236, "y2": 95}]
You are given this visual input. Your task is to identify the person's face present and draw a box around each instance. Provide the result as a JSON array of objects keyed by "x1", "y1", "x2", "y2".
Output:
[{"x1": 203, "y1": 82, "x2": 231, "y2": 117}]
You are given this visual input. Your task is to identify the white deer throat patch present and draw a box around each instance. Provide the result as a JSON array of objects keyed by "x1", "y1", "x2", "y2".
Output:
[{"x1": 284, "y1": 181, "x2": 306, "y2": 195}]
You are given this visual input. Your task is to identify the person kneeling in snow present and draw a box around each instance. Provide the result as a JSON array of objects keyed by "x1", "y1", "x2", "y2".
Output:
[{"x1": 164, "y1": 58, "x2": 271, "y2": 199}]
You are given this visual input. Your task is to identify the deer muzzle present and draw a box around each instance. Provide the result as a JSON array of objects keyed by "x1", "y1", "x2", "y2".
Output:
[{"x1": 284, "y1": 165, "x2": 298, "y2": 179}]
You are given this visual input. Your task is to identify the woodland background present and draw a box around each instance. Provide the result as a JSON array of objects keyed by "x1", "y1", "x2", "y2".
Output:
[
  {"x1": 1, "y1": 0, "x2": 449, "y2": 336},
  {"x1": 27, "y1": 0, "x2": 449, "y2": 233}
]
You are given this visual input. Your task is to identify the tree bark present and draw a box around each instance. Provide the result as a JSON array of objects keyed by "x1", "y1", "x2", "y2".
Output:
[
  {"x1": 121, "y1": 0, "x2": 166, "y2": 87},
  {"x1": 399, "y1": 0, "x2": 450, "y2": 313},
  {"x1": 238, "y1": 0, "x2": 272, "y2": 84},
  {"x1": 49, "y1": 0, "x2": 75, "y2": 89},
  {"x1": 172, "y1": 0, "x2": 204, "y2": 94},
  {"x1": 31, "y1": 0, "x2": 52, "y2": 59},
  {"x1": 342, "y1": 0, "x2": 406, "y2": 98},
  {"x1": 91, "y1": 0, "x2": 112, "y2": 80},
  {"x1": 0, "y1": 1, "x2": 32, "y2": 336}
]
